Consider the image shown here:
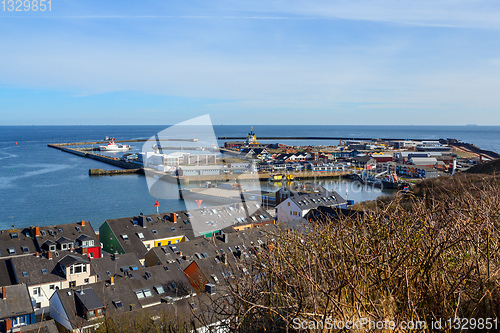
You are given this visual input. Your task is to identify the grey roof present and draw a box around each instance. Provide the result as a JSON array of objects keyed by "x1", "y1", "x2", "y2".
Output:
[
  {"x1": 75, "y1": 288, "x2": 104, "y2": 311},
  {"x1": 76, "y1": 234, "x2": 94, "y2": 242},
  {"x1": 91, "y1": 253, "x2": 143, "y2": 281},
  {"x1": 19, "y1": 319, "x2": 59, "y2": 333},
  {"x1": 0, "y1": 284, "x2": 33, "y2": 319},
  {"x1": 56, "y1": 237, "x2": 73, "y2": 245},
  {"x1": 58, "y1": 254, "x2": 90, "y2": 268},
  {"x1": 0, "y1": 228, "x2": 37, "y2": 259},
  {"x1": 287, "y1": 191, "x2": 347, "y2": 211},
  {"x1": 0, "y1": 259, "x2": 16, "y2": 287}
]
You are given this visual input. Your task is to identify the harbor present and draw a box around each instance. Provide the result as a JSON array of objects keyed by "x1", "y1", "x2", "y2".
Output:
[{"x1": 46, "y1": 126, "x2": 500, "y2": 187}]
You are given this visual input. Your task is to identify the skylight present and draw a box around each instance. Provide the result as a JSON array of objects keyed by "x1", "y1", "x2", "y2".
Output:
[
  {"x1": 121, "y1": 234, "x2": 129, "y2": 240},
  {"x1": 113, "y1": 300, "x2": 123, "y2": 308},
  {"x1": 22, "y1": 271, "x2": 28, "y2": 277},
  {"x1": 137, "y1": 233, "x2": 144, "y2": 239},
  {"x1": 154, "y1": 285, "x2": 165, "y2": 294},
  {"x1": 41, "y1": 268, "x2": 47, "y2": 274},
  {"x1": 135, "y1": 290, "x2": 145, "y2": 299},
  {"x1": 143, "y1": 289, "x2": 153, "y2": 297}
]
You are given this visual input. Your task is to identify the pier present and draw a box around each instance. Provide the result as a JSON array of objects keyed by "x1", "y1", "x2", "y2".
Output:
[{"x1": 89, "y1": 168, "x2": 144, "y2": 176}]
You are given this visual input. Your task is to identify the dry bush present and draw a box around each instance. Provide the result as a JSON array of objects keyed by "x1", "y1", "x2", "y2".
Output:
[{"x1": 221, "y1": 175, "x2": 500, "y2": 332}]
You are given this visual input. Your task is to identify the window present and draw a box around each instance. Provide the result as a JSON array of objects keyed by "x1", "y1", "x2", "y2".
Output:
[
  {"x1": 49, "y1": 245, "x2": 56, "y2": 252},
  {"x1": 89, "y1": 253, "x2": 94, "y2": 258},
  {"x1": 22, "y1": 271, "x2": 29, "y2": 277},
  {"x1": 10, "y1": 233, "x2": 18, "y2": 239},
  {"x1": 89, "y1": 240, "x2": 94, "y2": 246},
  {"x1": 84, "y1": 278, "x2": 89, "y2": 284},
  {"x1": 143, "y1": 289, "x2": 153, "y2": 297},
  {"x1": 50, "y1": 285, "x2": 55, "y2": 290},
  {"x1": 41, "y1": 268, "x2": 47, "y2": 274},
  {"x1": 113, "y1": 300, "x2": 123, "y2": 308},
  {"x1": 135, "y1": 290, "x2": 145, "y2": 299},
  {"x1": 152, "y1": 229, "x2": 157, "y2": 234},
  {"x1": 154, "y1": 285, "x2": 165, "y2": 294},
  {"x1": 176, "y1": 239, "x2": 180, "y2": 243},
  {"x1": 88, "y1": 310, "x2": 95, "y2": 318},
  {"x1": 157, "y1": 242, "x2": 161, "y2": 247},
  {"x1": 36, "y1": 302, "x2": 41, "y2": 309},
  {"x1": 96, "y1": 309, "x2": 103, "y2": 316},
  {"x1": 33, "y1": 287, "x2": 38, "y2": 295},
  {"x1": 288, "y1": 202, "x2": 290, "y2": 206},
  {"x1": 21, "y1": 246, "x2": 29, "y2": 253},
  {"x1": 69, "y1": 281, "x2": 76, "y2": 287}
]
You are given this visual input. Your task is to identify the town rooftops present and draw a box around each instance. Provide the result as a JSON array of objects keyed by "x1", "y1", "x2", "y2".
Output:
[
  {"x1": 0, "y1": 284, "x2": 33, "y2": 319},
  {"x1": 288, "y1": 191, "x2": 347, "y2": 211}
]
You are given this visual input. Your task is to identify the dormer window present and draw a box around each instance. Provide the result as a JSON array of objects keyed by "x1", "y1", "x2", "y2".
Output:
[
  {"x1": 70, "y1": 263, "x2": 87, "y2": 275},
  {"x1": 49, "y1": 245, "x2": 56, "y2": 252},
  {"x1": 10, "y1": 233, "x2": 18, "y2": 239},
  {"x1": 89, "y1": 240, "x2": 94, "y2": 246}
]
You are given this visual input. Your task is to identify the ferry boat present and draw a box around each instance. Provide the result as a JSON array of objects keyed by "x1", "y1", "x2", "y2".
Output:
[{"x1": 99, "y1": 141, "x2": 131, "y2": 152}]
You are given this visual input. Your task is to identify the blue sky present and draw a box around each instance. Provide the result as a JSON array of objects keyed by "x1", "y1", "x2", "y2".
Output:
[{"x1": 1, "y1": 0, "x2": 500, "y2": 125}]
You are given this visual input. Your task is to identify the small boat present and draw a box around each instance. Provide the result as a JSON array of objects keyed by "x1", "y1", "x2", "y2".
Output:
[
  {"x1": 269, "y1": 174, "x2": 294, "y2": 182},
  {"x1": 99, "y1": 141, "x2": 131, "y2": 152}
]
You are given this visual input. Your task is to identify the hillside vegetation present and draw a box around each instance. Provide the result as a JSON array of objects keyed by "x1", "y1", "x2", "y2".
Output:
[{"x1": 227, "y1": 174, "x2": 500, "y2": 332}]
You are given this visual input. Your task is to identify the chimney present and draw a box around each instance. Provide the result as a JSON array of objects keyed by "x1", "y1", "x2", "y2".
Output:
[
  {"x1": 2, "y1": 287, "x2": 6, "y2": 300},
  {"x1": 35, "y1": 252, "x2": 39, "y2": 258},
  {"x1": 138, "y1": 216, "x2": 146, "y2": 228},
  {"x1": 48, "y1": 251, "x2": 53, "y2": 260},
  {"x1": 170, "y1": 213, "x2": 177, "y2": 223},
  {"x1": 110, "y1": 276, "x2": 115, "y2": 285},
  {"x1": 35, "y1": 227, "x2": 40, "y2": 237},
  {"x1": 222, "y1": 233, "x2": 228, "y2": 243},
  {"x1": 81, "y1": 220, "x2": 86, "y2": 226}
]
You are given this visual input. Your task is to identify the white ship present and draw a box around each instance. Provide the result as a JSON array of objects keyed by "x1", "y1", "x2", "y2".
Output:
[{"x1": 99, "y1": 140, "x2": 131, "y2": 152}]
